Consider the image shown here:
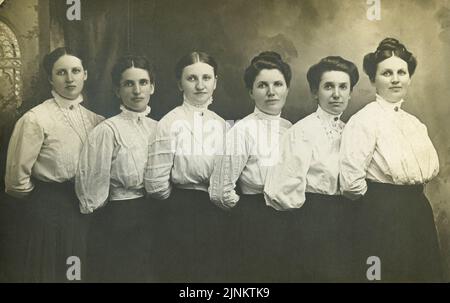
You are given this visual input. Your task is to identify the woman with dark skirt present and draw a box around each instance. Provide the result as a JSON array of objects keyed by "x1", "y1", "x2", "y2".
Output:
[
  {"x1": 264, "y1": 56, "x2": 360, "y2": 282},
  {"x1": 209, "y1": 51, "x2": 292, "y2": 282},
  {"x1": 339, "y1": 38, "x2": 443, "y2": 282},
  {"x1": 76, "y1": 55, "x2": 157, "y2": 282},
  {"x1": 144, "y1": 51, "x2": 228, "y2": 282},
  {"x1": 4, "y1": 47, "x2": 104, "y2": 282}
]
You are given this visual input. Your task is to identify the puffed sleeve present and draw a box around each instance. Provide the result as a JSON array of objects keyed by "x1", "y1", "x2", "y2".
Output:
[
  {"x1": 5, "y1": 112, "x2": 44, "y2": 199},
  {"x1": 209, "y1": 126, "x2": 249, "y2": 210},
  {"x1": 144, "y1": 118, "x2": 175, "y2": 200},
  {"x1": 264, "y1": 128, "x2": 312, "y2": 210},
  {"x1": 75, "y1": 123, "x2": 115, "y2": 214},
  {"x1": 339, "y1": 115, "x2": 377, "y2": 200}
]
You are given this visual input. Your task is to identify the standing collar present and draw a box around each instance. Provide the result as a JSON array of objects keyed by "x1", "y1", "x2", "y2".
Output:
[
  {"x1": 182, "y1": 94, "x2": 211, "y2": 111},
  {"x1": 119, "y1": 104, "x2": 151, "y2": 120},
  {"x1": 316, "y1": 105, "x2": 342, "y2": 123},
  {"x1": 376, "y1": 94, "x2": 404, "y2": 112},
  {"x1": 253, "y1": 106, "x2": 281, "y2": 120},
  {"x1": 52, "y1": 90, "x2": 83, "y2": 109}
]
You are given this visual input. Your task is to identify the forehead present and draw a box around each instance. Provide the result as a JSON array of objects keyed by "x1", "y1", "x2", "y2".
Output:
[
  {"x1": 182, "y1": 62, "x2": 214, "y2": 75},
  {"x1": 320, "y1": 70, "x2": 350, "y2": 83},
  {"x1": 377, "y1": 55, "x2": 408, "y2": 69},
  {"x1": 53, "y1": 55, "x2": 83, "y2": 70},
  {"x1": 120, "y1": 67, "x2": 150, "y2": 80},
  {"x1": 254, "y1": 69, "x2": 285, "y2": 82}
]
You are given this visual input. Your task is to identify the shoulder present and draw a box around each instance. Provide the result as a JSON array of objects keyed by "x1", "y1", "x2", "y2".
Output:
[
  {"x1": 158, "y1": 106, "x2": 183, "y2": 126},
  {"x1": 17, "y1": 99, "x2": 55, "y2": 127},
  {"x1": 279, "y1": 117, "x2": 293, "y2": 129},
  {"x1": 291, "y1": 113, "x2": 318, "y2": 136}
]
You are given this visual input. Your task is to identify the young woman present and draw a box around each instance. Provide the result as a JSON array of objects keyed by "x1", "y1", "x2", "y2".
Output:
[
  {"x1": 144, "y1": 51, "x2": 227, "y2": 282},
  {"x1": 4, "y1": 47, "x2": 104, "y2": 282},
  {"x1": 76, "y1": 55, "x2": 157, "y2": 282},
  {"x1": 339, "y1": 38, "x2": 442, "y2": 282},
  {"x1": 209, "y1": 51, "x2": 292, "y2": 282},
  {"x1": 264, "y1": 56, "x2": 359, "y2": 281}
]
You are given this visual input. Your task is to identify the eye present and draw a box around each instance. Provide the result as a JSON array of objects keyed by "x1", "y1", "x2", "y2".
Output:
[
  {"x1": 382, "y1": 70, "x2": 392, "y2": 76},
  {"x1": 274, "y1": 81, "x2": 284, "y2": 87},
  {"x1": 398, "y1": 69, "x2": 407, "y2": 75},
  {"x1": 72, "y1": 68, "x2": 82, "y2": 74},
  {"x1": 256, "y1": 82, "x2": 267, "y2": 89},
  {"x1": 323, "y1": 83, "x2": 333, "y2": 90},
  {"x1": 202, "y1": 75, "x2": 213, "y2": 81},
  {"x1": 56, "y1": 70, "x2": 66, "y2": 76},
  {"x1": 122, "y1": 80, "x2": 134, "y2": 87},
  {"x1": 139, "y1": 79, "x2": 150, "y2": 86},
  {"x1": 339, "y1": 84, "x2": 348, "y2": 90},
  {"x1": 186, "y1": 75, "x2": 197, "y2": 82}
]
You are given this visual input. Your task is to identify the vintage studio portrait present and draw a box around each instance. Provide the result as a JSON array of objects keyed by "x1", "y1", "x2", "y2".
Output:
[{"x1": 0, "y1": 0, "x2": 449, "y2": 283}]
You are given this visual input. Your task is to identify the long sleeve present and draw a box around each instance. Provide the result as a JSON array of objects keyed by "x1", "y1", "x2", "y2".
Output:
[
  {"x1": 209, "y1": 127, "x2": 249, "y2": 209},
  {"x1": 5, "y1": 112, "x2": 44, "y2": 198},
  {"x1": 144, "y1": 119, "x2": 175, "y2": 200},
  {"x1": 339, "y1": 115, "x2": 377, "y2": 200},
  {"x1": 264, "y1": 128, "x2": 312, "y2": 210},
  {"x1": 75, "y1": 124, "x2": 115, "y2": 214}
]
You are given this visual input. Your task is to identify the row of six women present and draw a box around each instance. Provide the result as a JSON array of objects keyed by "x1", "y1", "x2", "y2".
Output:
[{"x1": 3, "y1": 37, "x2": 442, "y2": 282}]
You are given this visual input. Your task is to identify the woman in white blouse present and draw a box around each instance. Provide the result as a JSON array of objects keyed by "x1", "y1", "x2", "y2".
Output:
[
  {"x1": 209, "y1": 51, "x2": 292, "y2": 282},
  {"x1": 339, "y1": 38, "x2": 442, "y2": 282},
  {"x1": 4, "y1": 47, "x2": 104, "y2": 282},
  {"x1": 264, "y1": 56, "x2": 359, "y2": 281},
  {"x1": 144, "y1": 51, "x2": 227, "y2": 282},
  {"x1": 76, "y1": 55, "x2": 156, "y2": 282}
]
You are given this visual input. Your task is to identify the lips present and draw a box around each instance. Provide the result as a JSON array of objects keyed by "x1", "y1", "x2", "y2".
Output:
[
  {"x1": 65, "y1": 85, "x2": 77, "y2": 89},
  {"x1": 389, "y1": 86, "x2": 402, "y2": 89}
]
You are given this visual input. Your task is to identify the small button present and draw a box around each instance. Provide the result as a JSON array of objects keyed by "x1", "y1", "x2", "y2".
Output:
[
  {"x1": 394, "y1": 106, "x2": 399, "y2": 112},
  {"x1": 69, "y1": 105, "x2": 74, "y2": 110},
  {"x1": 334, "y1": 117, "x2": 339, "y2": 121}
]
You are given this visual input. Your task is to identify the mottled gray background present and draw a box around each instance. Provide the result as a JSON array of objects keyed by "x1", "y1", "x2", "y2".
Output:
[{"x1": 1, "y1": 0, "x2": 449, "y2": 280}]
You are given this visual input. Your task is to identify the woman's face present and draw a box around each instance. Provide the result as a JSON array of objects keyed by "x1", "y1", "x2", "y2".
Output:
[
  {"x1": 374, "y1": 55, "x2": 411, "y2": 103},
  {"x1": 179, "y1": 62, "x2": 217, "y2": 106},
  {"x1": 314, "y1": 70, "x2": 351, "y2": 115},
  {"x1": 116, "y1": 67, "x2": 154, "y2": 112},
  {"x1": 50, "y1": 55, "x2": 87, "y2": 100},
  {"x1": 250, "y1": 68, "x2": 288, "y2": 116}
]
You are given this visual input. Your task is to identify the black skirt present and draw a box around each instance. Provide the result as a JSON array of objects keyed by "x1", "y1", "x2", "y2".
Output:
[
  {"x1": 86, "y1": 196, "x2": 155, "y2": 282},
  {"x1": 354, "y1": 181, "x2": 443, "y2": 282},
  {"x1": 14, "y1": 179, "x2": 89, "y2": 282},
  {"x1": 229, "y1": 194, "x2": 290, "y2": 282},
  {"x1": 153, "y1": 187, "x2": 230, "y2": 282},
  {"x1": 287, "y1": 193, "x2": 356, "y2": 282}
]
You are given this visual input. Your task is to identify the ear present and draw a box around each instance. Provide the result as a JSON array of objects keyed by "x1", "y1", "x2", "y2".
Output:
[
  {"x1": 49, "y1": 76, "x2": 53, "y2": 86},
  {"x1": 150, "y1": 83, "x2": 155, "y2": 95},
  {"x1": 177, "y1": 81, "x2": 183, "y2": 92},
  {"x1": 248, "y1": 89, "x2": 254, "y2": 100},
  {"x1": 115, "y1": 86, "x2": 120, "y2": 98},
  {"x1": 84, "y1": 70, "x2": 88, "y2": 81},
  {"x1": 213, "y1": 75, "x2": 218, "y2": 90}
]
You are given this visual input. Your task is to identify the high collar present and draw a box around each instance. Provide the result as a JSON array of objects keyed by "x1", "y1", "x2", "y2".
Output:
[
  {"x1": 316, "y1": 105, "x2": 342, "y2": 124},
  {"x1": 182, "y1": 94, "x2": 212, "y2": 111},
  {"x1": 376, "y1": 94, "x2": 404, "y2": 112},
  {"x1": 253, "y1": 106, "x2": 281, "y2": 120},
  {"x1": 52, "y1": 90, "x2": 83, "y2": 109},
  {"x1": 119, "y1": 104, "x2": 151, "y2": 120}
]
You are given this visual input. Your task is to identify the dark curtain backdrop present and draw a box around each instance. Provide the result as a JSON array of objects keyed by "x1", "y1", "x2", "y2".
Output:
[{"x1": 44, "y1": 0, "x2": 450, "y2": 279}]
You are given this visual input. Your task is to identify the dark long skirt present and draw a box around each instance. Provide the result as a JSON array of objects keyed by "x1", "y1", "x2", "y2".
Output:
[
  {"x1": 288, "y1": 193, "x2": 356, "y2": 282},
  {"x1": 86, "y1": 197, "x2": 155, "y2": 282},
  {"x1": 229, "y1": 194, "x2": 290, "y2": 282},
  {"x1": 353, "y1": 181, "x2": 443, "y2": 282},
  {"x1": 153, "y1": 187, "x2": 230, "y2": 282},
  {"x1": 14, "y1": 179, "x2": 90, "y2": 282}
]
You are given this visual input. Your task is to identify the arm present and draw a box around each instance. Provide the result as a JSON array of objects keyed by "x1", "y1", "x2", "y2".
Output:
[
  {"x1": 5, "y1": 112, "x2": 44, "y2": 199},
  {"x1": 209, "y1": 127, "x2": 249, "y2": 210},
  {"x1": 339, "y1": 116, "x2": 377, "y2": 200},
  {"x1": 264, "y1": 128, "x2": 312, "y2": 210},
  {"x1": 75, "y1": 123, "x2": 115, "y2": 214}
]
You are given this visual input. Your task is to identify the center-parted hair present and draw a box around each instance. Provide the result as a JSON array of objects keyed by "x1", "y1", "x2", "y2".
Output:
[
  {"x1": 363, "y1": 38, "x2": 417, "y2": 82},
  {"x1": 111, "y1": 55, "x2": 155, "y2": 87},
  {"x1": 175, "y1": 51, "x2": 218, "y2": 80},
  {"x1": 43, "y1": 47, "x2": 85, "y2": 77},
  {"x1": 306, "y1": 56, "x2": 359, "y2": 93},
  {"x1": 244, "y1": 51, "x2": 292, "y2": 90}
]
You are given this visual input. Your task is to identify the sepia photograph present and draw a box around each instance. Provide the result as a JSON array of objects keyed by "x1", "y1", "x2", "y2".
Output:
[{"x1": 0, "y1": 0, "x2": 449, "y2": 283}]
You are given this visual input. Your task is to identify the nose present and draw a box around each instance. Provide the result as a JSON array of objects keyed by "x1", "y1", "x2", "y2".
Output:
[
  {"x1": 332, "y1": 87, "x2": 340, "y2": 99},
  {"x1": 66, "y1": 72, "x2": 74, "y2": 82},
  {"x1": 133, "y1": 83, "x2": 141, "y2": 95},
  {"x1": 267, "y1": 85, "x2": 275, "y2": 96},
  {"x1": 392, "y1": 73, "x2": 400, "y2": 83},
  {"x1": 196, "y1": 79, "x2": 206, "y2": 90}
]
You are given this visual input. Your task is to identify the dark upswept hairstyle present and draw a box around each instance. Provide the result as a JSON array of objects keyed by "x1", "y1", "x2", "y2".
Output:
[
  {"x1": 175, "y1": 51, "x2": 218, "y2": 80},
  {"x1": 243, "y1": 51, "x2": 292, "y2": 90},
  {"x1": 363, "y1": 37, "x2": 417, "y2": 82},
  {"x1": 111, "y1": 55, "x2": 155, "y2": 87},
  {"x1": 306, "y1": 56, "x2": 359, "y2": 93},
  {"x1": 43, "y1": 46, "x2": 85, "y2": 77}
]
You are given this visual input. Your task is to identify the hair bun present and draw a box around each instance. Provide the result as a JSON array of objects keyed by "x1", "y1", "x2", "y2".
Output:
[
  {"x1": 251, "y1": 51, "x2": 282, "y2": 64},
  {"x1": 376, "y1": 37, "x2": 406, "y2": 53}
]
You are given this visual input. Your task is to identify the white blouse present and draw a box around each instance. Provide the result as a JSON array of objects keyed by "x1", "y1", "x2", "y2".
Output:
[
  {"x1": 209, "y1": 107, "x2": 292, "y2": 210},
  {"x1": 264, "y1": 106, "x2": 344, "y2": 211},
  {"x1": 5, "y1": 91, "x2": 104, "y2": 198},
  {"x1": 76, "y1": 105, "x2": 157, "y2": 214},
  {"x1": 144, "y1": 101, "x2": 227, "y2": 199},
  {"x1": 339, "y1": 94, "x2": 439, "y2": 200}
]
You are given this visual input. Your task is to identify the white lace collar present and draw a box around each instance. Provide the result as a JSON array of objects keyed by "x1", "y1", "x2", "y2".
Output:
[
  {"x1": 119, "y1": 104, "x2": 151, "y2": 120},
  {"x1": 52, "y1": 90, "x2": 83, "y2": 109}
]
